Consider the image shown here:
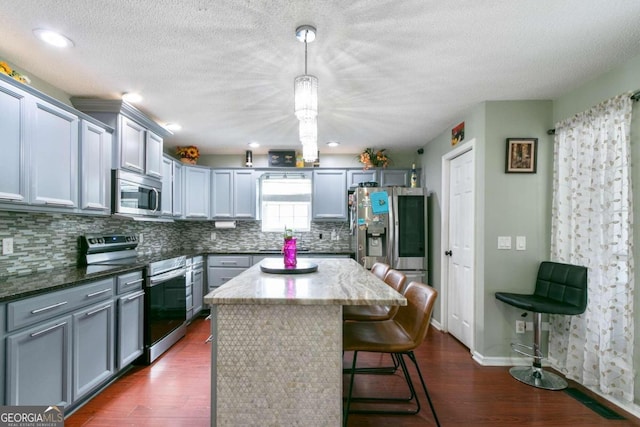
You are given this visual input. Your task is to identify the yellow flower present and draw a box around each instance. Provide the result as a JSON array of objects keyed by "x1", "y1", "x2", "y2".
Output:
[
  {"x1": 359, "y1": 148, "x2": 389, "y2": 170},
  {"x1": 176, "y1": 145, "x2": 200, "y2": 160},
  {"x1": 0, "y1": 61, "x2": 13, "y2": 75}
]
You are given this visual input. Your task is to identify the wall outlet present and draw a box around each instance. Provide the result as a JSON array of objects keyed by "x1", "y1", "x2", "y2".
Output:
[
  {"x1": 211, "y1": 232, "x2": 217, "y2": 241},
  {"x1": 497, "y1": 236, "x2": 512, "y2": 250},
  {"x1": 516, "y1": 320, "x2": 525, "y2": 334},
  {"x1": 516, "y1": 235, "x2": 526, "y2": 251},
  {"x1": 2, "y1": 238, "x2": 14, "y2": 255},
  {"x1": 139, "y1": 233, "x2": 144, "y2": 244}
]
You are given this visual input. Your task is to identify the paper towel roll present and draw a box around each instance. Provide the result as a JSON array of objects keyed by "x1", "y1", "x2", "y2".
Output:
[{"x1": 214, "y1": 221, "x2": 237, "y2": 229}]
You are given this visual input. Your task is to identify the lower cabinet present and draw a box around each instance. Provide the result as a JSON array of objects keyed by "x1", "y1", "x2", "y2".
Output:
[
  {"x1": 192, "y1": 265, "x2": 204, "y2": 315},
  {"x1": 207, "y1": 255, "x2": 251, "y2": 291},
  {"x1": 117, "y1": 289, "x2": 145, "y2": 369},
  {"x1": 73, "y1": 300, "x2": 115, "y2": 402},
  {"x1": 6, "y1": 315, "x2": 73, "y2": 406}
]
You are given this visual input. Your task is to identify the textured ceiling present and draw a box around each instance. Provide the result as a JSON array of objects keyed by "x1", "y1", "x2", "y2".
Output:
[{"x1": 0, "y1": 0, "x2": 639, "y2": 156}]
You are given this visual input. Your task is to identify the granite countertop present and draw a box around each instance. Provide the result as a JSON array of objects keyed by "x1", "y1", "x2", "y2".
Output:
[{"x1": 204, "y1": 258, "x2": 406, "y2": 306}]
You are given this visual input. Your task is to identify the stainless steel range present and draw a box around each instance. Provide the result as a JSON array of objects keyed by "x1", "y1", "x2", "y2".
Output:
[{"x1": 81, "y1": 234, "x2": 187, "y2": 364}]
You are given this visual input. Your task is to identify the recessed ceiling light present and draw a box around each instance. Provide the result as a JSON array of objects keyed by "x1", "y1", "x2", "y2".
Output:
[
  {"x1": 326, "y1": 141, "x2": 340, "y2": 147},
  {"x1": 248, "y1": 142, "x2": 260, "y2": 148},
  {"x1": 122, "y1": 92, "x2": 143, "y2": 103},
  {"x1": 164, "y1": 123, "x2": 182, "y2": 132},
  {"x1": 33, "y1": 28, "x2": 74, "y2": 48}
]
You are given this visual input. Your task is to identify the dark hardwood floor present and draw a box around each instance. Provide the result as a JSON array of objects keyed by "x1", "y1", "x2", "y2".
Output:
[{"x1": 66, "y1": 316, "x2": 640, "y2": 426}]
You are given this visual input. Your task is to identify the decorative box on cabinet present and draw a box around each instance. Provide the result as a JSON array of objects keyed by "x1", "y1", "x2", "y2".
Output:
[{"x1": 70, "y1": 98, "x2": 171, "y2": 179}]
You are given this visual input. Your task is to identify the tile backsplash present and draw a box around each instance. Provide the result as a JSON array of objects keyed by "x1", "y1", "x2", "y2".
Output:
[{"x1": 0, "y1": 211, "x2": 351, "y2": 276}]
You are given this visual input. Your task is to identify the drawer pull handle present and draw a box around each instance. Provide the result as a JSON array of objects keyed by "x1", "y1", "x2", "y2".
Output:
[
  {"x1": 124, "y1": 278, "x2": 144, "y2": 286},
  {"x1": 31, "y1": 301, "x2": 68, "y2": 314},
  {"x1": 87, "y1": 288, "x2": 111, "y2": 298},
  {"x1": 86, "y1": 305, "x2": 110, "y2": 316},
  {"x1": 126, "y1": 291, "x2": 145, "y2": 301},
  {"x1": 220, "y1": 261, "x2": 238, "y2": 265},
  {"x1": 31, "y1": 321, "x2": 67, "y2": 337}
]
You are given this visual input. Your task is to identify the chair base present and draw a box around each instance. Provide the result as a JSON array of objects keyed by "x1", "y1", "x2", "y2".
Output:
[{"x1": 509, "y1": 366, "x2": 568, "y2": 390}]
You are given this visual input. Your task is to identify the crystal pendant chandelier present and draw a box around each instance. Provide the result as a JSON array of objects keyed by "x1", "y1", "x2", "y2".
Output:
[{"x1": 294, "y1": 25, "x2": 318, "y2": 162}]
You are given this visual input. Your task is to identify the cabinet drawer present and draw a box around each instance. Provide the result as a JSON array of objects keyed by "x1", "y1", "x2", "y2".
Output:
[
  {"x1": 208, "y1": 267, "x2": 247, "y2": 288},
  {"x1": 7, "y1": 278, "x2": 115, "y2": 332},
  {"x1": 116, "y1": 270, "x2": 144, "y2": 294},
  {"x1": 207, "y1": 255, "x2": 251, "y2": 268}
]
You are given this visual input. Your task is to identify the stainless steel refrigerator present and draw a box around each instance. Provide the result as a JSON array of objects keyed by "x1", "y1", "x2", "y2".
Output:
[{"x1": 350, "y1": 186, "x2": 427, "y2": 284}]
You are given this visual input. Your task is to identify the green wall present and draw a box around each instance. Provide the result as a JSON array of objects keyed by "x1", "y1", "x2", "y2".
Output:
[{"x1": 422, "y1": 52, "x2": 640, "y2": 407}]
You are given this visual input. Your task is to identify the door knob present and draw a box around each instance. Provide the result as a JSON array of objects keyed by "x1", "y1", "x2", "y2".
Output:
[{"x1": 444, "y1": 250, "x2": 453, "y2": 256}]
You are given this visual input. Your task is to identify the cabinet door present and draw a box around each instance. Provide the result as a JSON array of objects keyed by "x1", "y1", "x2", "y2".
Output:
[
  {"x1": 184, "y1": 166, "x2": 211, "y2": 218},
  {"x1": 145, "y1": 131, "x2": 163, "y2": 179},
  {"x1": 117, "y1": 290, "x2": 144, "y2": 369},
  {"x1": 173, "y1": 161, "x2": 183, "y2": 217},
  {"x1": 312, "y1": 170, "x2": 347, "y2": 220},
  {"x1": 73, "y1": 301, "x2": 115, "y2": 401},
  {"x1": 0, "y1": 80, "x2": 29, "y2": 203},
  {"x1": 31, "y1": 100, "x2": 79, "y2": 208},
  {"x1": 120, "y1": 116, "x2": 145, "y2": 173},
  {"x1": 192, "y1": 267, "x2": 204, "y2": 314},
  {"x1": 234, "y1": 170, "x2": 256, "y2": 218},
  {"x1": 347, "y1": 169, "x2": 377, "y2": 189},
  {"x1": 79, "y1": 120, "x2": 112, "y2": 213},
  {"x1": 211, "y1": 170, "x2": 233, "y2": 218},
  {"x1": 380, "y1": 169, "x2": 409, "y2": 187},
  {"x1": 7, "y1": 315, "x2": 72, "y2": 406},
  {"x1": 161, "y1": 156, "x2": 174, "y2": 216}
]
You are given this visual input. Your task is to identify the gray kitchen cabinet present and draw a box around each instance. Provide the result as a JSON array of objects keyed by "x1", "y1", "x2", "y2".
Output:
[
  {"x1": 30, "y1": 98, "x2": 79, "y2": 209},
  {"x1": 72, "y1": 300, "x2": 115, "y2": 402},
  {"x1": 79, "y1": 119, "x2": 112, "y2": 214},
  {"x1": 145, "y1": 130, "x2": 163, "y2": 179},
  {"x1": 207, "y1": 255, "x2": 251, "y2": 290},
  {"x1": 70, "y1": 98, "x2": 171, "y2": 180},
  {"x1": 312, "y1": 170, "x2": 347, "y2": 221},
  {"x1": 116, "y1": 270, "x2": 144, "y2": 369},
  {"x1": 173, "y1": 161, "x2": 183, "y2": 217},
  {"x1": 347, "y1": 169, "x2": 376, "y2": 189},
  {"x1": 211, "y1": 170, "x2": 255, "y2": 219},
  {"x1": 380, "y1": 169, "x2": 410, "y2": 187},
  {"x1": 161, "y1": 155, "x2": 174, "y2": 216},
  {"x1": 116, "y1": 289, "x2": 144, "y2": 369},
  {"x1": 184, "y1": 165, "x2": 211, "y2": 219},
  {"x1": 0, "y1": 78, "x2": 29, "y2": 204},
  {"x1": 192, "y1": 256, "x2": 205, "y2": 316},
  {"x1": 6, "y1": 314, "x2": 73, "y2": 406},
  {"x1": 0, "y1": 303, "x2": 5, "y2": 405}
]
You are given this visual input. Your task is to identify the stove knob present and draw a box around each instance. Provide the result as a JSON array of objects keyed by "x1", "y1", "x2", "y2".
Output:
[
  {"x1": 98, "y1": 238, "x2": 105, "y2": 244},
  {"x1": 125, "y1": 236, "x2": 132, "y2": 242},
  {"x1": 88, "y1": 238, "x2": 95, "y2": 244}
]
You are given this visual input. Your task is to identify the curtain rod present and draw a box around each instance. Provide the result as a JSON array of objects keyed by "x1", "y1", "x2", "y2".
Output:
[{"x1": 547, "y1": 89, "x2": 640, "y2": 135}]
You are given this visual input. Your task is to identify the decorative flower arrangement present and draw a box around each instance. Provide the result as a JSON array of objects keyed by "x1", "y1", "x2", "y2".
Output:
[
  {"x1": 176, "y1": 145, "x2": 200, "y2": 164},
  {"x1": 359, "y1": 148, "x2": 390, "y2": 170},
  {"x1": 0, "y1": 61, "x2": 31, "y2": 84}
]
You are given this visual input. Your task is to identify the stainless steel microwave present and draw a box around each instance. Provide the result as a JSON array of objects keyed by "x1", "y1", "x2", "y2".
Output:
[{"x1": 112, "y1": 169, "x2": 162, "y2": 217}]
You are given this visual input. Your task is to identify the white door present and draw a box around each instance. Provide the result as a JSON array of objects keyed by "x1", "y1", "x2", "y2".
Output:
[{"x1": 446, "y1": 148, "x2": 474, "y2": 348}]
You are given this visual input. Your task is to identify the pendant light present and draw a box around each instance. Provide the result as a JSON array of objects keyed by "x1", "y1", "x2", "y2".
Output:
[{"x1": 294, "y1": 25, "x2": 318, "y2": 162}]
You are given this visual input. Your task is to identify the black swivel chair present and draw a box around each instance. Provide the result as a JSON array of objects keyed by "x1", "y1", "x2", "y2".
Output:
[{"x1": 495, "y1": 261, "x2": 588, "y2": 390}]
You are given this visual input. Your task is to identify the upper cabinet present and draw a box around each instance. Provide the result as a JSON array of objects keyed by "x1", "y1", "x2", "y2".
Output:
[
  {"x1": 347, "y1": 169, "x2": 376, "y2": 189},
  {"x1": 346, "y1": 168, "x2": 418, "y2": 189},
  {"x1": 70, "y1": 98, "x2": 171, "y2": 180},
  {"x1": 161, "y1": 155, "x2": 184, "y2": 218},
  {"x1": 0, "y1": 78, "x2": 29, "y2": 204},
  {"x1": 211, "y1": 169, "x2": 255, "y2": 219},
  {"x1": 183, "y1": 165, "x2": 210, "y2": 219},
  {"x1": 79, "y1": 120, "x2": 112, "y2": 213},
  {"x1": 312, "y1": 170, "x2": 347, "y2": 221}
]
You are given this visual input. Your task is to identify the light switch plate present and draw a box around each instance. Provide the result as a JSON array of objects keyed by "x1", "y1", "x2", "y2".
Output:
[
  {"x1": 497, "y1": 236, "x2": 511, "y2": 250},
  {"x1": 516, "y1": 236, "x2": 526, "y2": 251},
  {"x1": 2, "y1": 238, "x2": 14, "y2": 255}
]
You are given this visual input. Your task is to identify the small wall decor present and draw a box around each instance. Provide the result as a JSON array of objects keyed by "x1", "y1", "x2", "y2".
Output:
[
  {"x1": 268, "y1": 150, "x2": 296, "y2": 167},
  {"x1": 452, "y1": 122, "x2": 465, "y2": 146},
  {"x1": 505, "y1": 138, "x2": 537, "y2": 173}
]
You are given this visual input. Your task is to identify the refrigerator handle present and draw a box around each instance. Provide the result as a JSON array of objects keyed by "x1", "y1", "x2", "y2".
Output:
[{"x1": 387, "y1": 188, "x2": 396, "y2": 267}]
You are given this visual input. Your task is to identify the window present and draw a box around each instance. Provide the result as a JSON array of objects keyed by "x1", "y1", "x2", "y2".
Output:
[{"x1": 260, "y1": 175, "x2": 311, "y2": 232}]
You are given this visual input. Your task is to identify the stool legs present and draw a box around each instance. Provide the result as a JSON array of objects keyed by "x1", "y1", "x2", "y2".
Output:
[{"x1": 509, "y1": 312, "x2": 568, "y2": 390}]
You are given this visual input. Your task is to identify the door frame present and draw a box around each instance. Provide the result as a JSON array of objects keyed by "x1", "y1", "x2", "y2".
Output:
[{"x1": 440, "y1": 138, "x2": 476, "y2": 352}]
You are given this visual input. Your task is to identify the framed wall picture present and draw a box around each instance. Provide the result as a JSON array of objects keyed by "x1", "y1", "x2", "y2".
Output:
[{"x1": 505, "y1": 138, "x2": 537, "y2": 173}]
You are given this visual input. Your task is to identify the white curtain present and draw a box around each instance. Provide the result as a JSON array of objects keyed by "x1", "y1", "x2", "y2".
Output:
[{"x1": 549, "y1": 93, "x2": 635, "y2": 402}]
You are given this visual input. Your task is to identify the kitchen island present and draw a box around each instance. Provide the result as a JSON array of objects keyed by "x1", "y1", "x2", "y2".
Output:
[{"x1": 204, "y1": 258, "x2": 406, "y2": 426}]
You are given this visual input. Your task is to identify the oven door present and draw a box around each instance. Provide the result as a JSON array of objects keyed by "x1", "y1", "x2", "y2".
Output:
[{"x1": 146, "y1": 268, "x2": 187, "y2": 346}]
